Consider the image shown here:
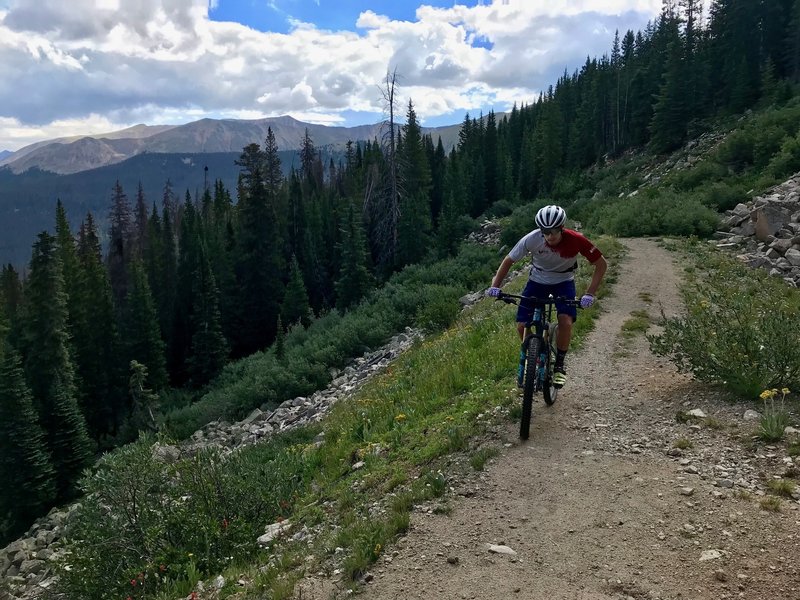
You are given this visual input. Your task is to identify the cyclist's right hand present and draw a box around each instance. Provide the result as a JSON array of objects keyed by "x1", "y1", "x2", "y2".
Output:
[{"x1": 485, "y1": 286, "x2": 502, "y2": 298}]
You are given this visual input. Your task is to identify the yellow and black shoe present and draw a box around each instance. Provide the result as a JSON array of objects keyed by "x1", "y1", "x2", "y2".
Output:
[{"x1": 553, "y1": 366, "x2": 567, "y2": 389}]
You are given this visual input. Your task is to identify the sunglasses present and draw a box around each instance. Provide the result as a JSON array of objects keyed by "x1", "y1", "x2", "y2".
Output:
[{"x1": 541, "y1": 227, "x2": 562, "y2": 235}]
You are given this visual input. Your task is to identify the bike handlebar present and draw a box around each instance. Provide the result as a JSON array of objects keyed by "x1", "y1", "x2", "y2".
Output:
[{"x1": 496, "y1": 291, "x2": 583, "y2": 307}]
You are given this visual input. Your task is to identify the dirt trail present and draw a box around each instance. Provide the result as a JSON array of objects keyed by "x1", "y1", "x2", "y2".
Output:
[{"x1": 353, "y1": 238, "x2": 800, "y2": 600}]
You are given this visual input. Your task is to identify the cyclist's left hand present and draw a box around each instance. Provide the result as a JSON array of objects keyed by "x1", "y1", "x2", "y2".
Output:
[
  {"x1": 485, "y1": 286, "x2": 502, "y2": 298},
  {"x1": 580, "y1": 294, "x2": 595, "y2": 308}
]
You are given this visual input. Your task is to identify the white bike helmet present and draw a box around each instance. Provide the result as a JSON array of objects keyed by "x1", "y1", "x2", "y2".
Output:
[{"x1": 535, "y1": 205, "x2": 567, "y2": 230}]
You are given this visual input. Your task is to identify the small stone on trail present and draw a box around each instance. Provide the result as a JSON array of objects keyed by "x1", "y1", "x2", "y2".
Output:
[
  {"x1": 680, "y1": 487, "x2": 695, "y2": 496},
  {"x1": 486, "y1": 544, "x2": 517, "y2": 556},
  {"x1": 447, "y1": 556, "x2": 459, "y2": 565},
  {"x1": 714, "y1": 569, "x2": 728, "y2": 582},
  {"x1": 688, "y1": 409, "x2": 707, "y2": 418},
  {"x1": 699, "y1": 549, "x2": 725, "y2": 562}
]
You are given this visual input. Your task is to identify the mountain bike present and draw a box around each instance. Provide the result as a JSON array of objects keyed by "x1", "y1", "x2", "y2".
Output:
[{"x1": 496, "y1": 292, "x2": 582, "y2": 440}]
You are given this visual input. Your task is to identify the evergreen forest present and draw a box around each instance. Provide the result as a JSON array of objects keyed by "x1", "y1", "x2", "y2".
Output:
[{"x1": 2, "y1": 0, "x2": 800, "y2": 545}]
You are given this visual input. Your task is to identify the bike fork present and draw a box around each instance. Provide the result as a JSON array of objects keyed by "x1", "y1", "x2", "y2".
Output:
[{"x1": 517, "y1": 337, "x2": 527, "y2": 387}]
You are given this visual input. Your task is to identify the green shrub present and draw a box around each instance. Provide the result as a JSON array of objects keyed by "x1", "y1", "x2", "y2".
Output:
[
  {"x1": 670, "y1": 160, "x2": 727, "y2": 191},
  {"x1": 716, "y1": 129, "x2": 755, "y2": 172},
  {"x1": 575, "y1": 190, "x2": 719, "y2": 238},
  {"x1": 485, "y1": 199, "x2": 514, "y2": 218},
  {"x1": 650, "y1": 247, "x2": 800, "y2": 398},
  {"x1": 551, "y1": 171, "x2": 587, "y2": 201},
  {"x1": 752, "y1": 125, "x2": 787, "y2": 167},
  {"x1": 767, "y1": 132, "x2": 800, "y2": 179},
  {"x1": 702, "y1": 182, "x2": 747, "y2": 211},
  {"x1": 57, "y1": 432, "x2": 316, "y2": 600},
  {"x1": 413, "y1": 284, "x2": 463, "y2": 332}
]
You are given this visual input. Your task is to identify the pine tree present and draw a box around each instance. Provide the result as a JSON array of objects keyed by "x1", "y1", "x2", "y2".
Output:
[
  {"x1": 281, "y1": 254, "x2": 312, "y2": 327},
  {"x1": 0, "y1": 347, "x2": 56, "y2": 533},
  {"x1": 133, "y1": 181, "x2": 149, "y2": 259},
  {"x1": 0, "y1": 264, "x2": 23, "y2": 351},
  {"x1": 162, "y1": 178, "x2": 177, "y2": 225},
  {"x1": 274, "y1": 316, "x2": 286, "y2": 360},
  {"x1": 22, "y1": 232, "x2": 93, "y2": 498},
  {"x1": 334, "y1": 205, "x2": 373, "y2": 311},
  {"x1": 649, "y1": 35, "x2": 688, "y2": 153},
  {"x1": 127, "y1": 360, "x2": 159, "y2": 436},
  {"x1": 299, "y1": 129, "x2": 318, "y2": 189},
  {"x1": 125, "y1": 261, "x2": 167, "y2": 391},
  {"x1": 172, "y1": 196, "x2": 201, "y2": 384},
  {"x1": 708, "y1": 0, "x2": 760, "y2": 112},
  {"x1": 483, "y1": 111, "x2": 499, "y2": 207},
  {"x1": 760, "y1": 58, "x2": 779, "y2": 106},
  {"x1": 75, "y1": 213, "x2": 122, "y2": 438},
  {"x1": 54, "y1": 200, "x2": 80, "y2": 331},
  {"x1": 233, "y1": 143, "x2": 284, "y2": 354},
  {"x1": 534, "y1": 99, "x2": 565, "y2": 194},
  {"x1": 788, "y1": 0, "x2": 800, "y2": 83},
  {"x1": 144, "y1": 204, "x2": 164, "y2": 313},
  {"x1": 107, "y1": 180, "x2": 133, "y2": 307},
  {"x1": 0, "y1": 292, "x2": 7, "y2": 351},
  {"x1": 517, "y1": 129, "x2": 538, "y2": 199},
  {"x1": 429, "y1": 137, "x2": 447, "y2": 224},
  {"x1": 158, "y1": 204, "x2": 178, "y2": 365},
  {"x1": 188, "y1": 242, "x2": 229, "y2": 387}
]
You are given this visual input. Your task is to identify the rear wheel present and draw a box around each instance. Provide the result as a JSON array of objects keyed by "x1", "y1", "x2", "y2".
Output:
[
  {"x1": 520, "y1": 335, "x2": 541, "y2": 440},
  {"x1": 543, "y1": 323, "x2": 559, "y2": 406}
]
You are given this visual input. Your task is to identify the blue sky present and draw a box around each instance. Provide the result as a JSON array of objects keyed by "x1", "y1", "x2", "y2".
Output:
[
  {"x1": 211, "y1": 0, "x2": 483, "y2": 36},
  {"x1": 0, "y1": 0, "x2": 662, "y2": 151}
]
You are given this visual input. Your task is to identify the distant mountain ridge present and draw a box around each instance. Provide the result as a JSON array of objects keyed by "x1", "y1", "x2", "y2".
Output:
[{"x1": 0, "y1": 116, "x2": 463, "y2": 175}]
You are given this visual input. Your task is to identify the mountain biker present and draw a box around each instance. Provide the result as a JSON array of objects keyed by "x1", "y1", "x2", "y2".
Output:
[{"x1": 485, "y1": 205, "x2": 607, "y2": 389}]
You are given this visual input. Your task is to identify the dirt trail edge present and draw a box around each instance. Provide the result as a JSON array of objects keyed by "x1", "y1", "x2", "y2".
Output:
[{"x1": 352, "y1": 238, "x2": 800, "y2": 600}]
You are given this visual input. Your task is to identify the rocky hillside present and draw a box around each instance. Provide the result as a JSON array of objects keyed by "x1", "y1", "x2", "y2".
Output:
[{"x1": 715, "y1": 174, "x2": 800, "y2": 287}]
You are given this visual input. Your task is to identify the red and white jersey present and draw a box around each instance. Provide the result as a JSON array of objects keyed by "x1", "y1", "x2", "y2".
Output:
[{"x1": 508, "y1": 228, "x2": 603, "y2": 284}]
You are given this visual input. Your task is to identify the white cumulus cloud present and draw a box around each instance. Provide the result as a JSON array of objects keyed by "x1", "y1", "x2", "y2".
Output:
[{"x1": 0, "y1": 0, "x2": 661, "y2": 150}]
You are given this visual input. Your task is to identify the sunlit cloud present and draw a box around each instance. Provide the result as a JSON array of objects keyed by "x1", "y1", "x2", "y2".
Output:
[{"x1": 0, "y1": 0, "x2": 662, "y2": 150}]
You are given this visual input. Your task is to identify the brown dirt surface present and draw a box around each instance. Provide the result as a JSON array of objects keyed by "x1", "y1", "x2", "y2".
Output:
[{"x1": 301, "y1": 238, "x2": 800, "y2": 600}]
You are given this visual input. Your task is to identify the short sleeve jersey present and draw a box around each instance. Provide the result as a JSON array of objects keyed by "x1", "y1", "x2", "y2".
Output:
[{"x1": 508, "y1": 228, "x2": 603, "y2": 285}]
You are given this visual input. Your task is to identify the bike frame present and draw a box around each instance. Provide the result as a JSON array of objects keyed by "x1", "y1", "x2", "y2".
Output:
[
  {"x1": 500, "y1": 293, "x2": 559, "y2": 385},
  {"x1": 497, "y1": 292, "x2": 581, "y2": 439}
]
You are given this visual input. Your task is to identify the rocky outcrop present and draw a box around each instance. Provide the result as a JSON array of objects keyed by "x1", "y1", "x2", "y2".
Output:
[
  {"x1": 182, "y1": 328, "x2": 423, "y2": 457},
  {"x1": 715, "y1": 173, "x2": 800, "y2": 287},
  {"x1": 466, "y1": 220, "x2": 501, "y2": 247}
]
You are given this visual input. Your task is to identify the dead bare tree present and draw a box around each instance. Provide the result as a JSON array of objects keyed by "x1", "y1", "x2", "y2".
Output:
[{"x1": 363, "y1": 67, "x2": 406, "y2": 271}]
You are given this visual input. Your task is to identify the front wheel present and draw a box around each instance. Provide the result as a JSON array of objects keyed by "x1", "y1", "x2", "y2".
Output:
[
  {"x1": 521, "y1": 335, "x2": 542, "y2": 440},
  {"x1": 543, "y1": 323, "x2": 559, "y2": 406}
]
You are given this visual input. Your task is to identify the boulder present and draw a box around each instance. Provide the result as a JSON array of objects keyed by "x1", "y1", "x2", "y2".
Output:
[
  {"x1": 786, "y1": 248, "x2": 800, "y2": 267},
  {"x1": 753, "y1": 206, "x2": 791, "y2": 242}
]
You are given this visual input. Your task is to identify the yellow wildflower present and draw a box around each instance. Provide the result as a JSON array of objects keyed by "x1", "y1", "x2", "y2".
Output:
[
  {"x1": 759, "y1": 389, "x2": 776, "y2": 400},
  {"x1": 394, "y1": 413, "x2": 407, "y2": 422},
  {"x1": 781, "y1": 388, "x2": 791, "y2": 395}
]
